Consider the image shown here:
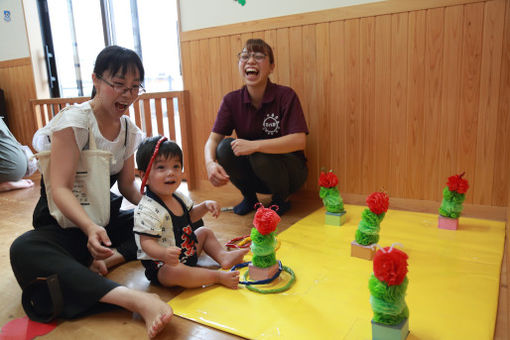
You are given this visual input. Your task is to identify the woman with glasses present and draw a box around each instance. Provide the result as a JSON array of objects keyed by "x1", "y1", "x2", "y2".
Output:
[
  {"x1": 205, "y1": 39, "x2": 308, "y2": 216},
  {"x1": 10, "y1": 46, "x2": 172, "y2": 338}
]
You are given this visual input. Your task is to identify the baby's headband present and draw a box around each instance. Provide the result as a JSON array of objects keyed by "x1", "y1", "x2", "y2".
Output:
[{"x1": 140, "y1": 136, "x2": 168, "y2": 195}]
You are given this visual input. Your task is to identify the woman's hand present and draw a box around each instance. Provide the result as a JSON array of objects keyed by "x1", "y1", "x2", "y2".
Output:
[
  {"x1": 86, "y1": 225, "x2": 114, "y2": 260},
  {"x1": 204, "y1": 200, "x2": 220, "y2": 218},
  {"x1": 230, "y1": 139, "x2": 259, "y2": 156},
  {"x1": 163, "y1": 246, "x2": 181, "y2": 266},
  {"x1": 206, "y1": 162, "x2": 230, "y2": 187}
]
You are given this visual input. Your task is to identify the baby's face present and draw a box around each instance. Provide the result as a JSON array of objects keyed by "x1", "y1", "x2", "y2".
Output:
[{"x1": 146, "y1": 155, "x2": 183, "y2": 199}]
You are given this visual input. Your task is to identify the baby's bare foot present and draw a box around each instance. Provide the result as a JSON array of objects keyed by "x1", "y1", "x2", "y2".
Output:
[
  {"x1": 218, "y1": 270, "x2": 240, "y2": 289},
  {"x1": 219, "y1": 248, "x2": 249, "y2": 269},
  {"x1": 138, "y1": 292, "x2": 173, "y2": 338}
]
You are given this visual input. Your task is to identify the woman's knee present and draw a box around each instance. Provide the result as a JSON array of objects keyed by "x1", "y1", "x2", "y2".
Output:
[{"x1": 215, "y1": 137, "x2": 235, "y2": 164}]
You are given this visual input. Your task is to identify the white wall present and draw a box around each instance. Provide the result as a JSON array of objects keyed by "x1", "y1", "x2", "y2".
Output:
[
  {"x1": 179, "y1": 0, "x2": 383, "y2": 32},
  {"x1": 0, "y1": 0, "x2": 30, "y2": 61}
]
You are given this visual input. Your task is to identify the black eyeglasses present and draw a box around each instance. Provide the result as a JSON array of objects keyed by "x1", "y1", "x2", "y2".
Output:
[
  {"x1": 97, "y1": 74, "x2": 145, "y2": 95},
  {"x1": 237, "y1": 51, "x2": 267, "y2": 62}
]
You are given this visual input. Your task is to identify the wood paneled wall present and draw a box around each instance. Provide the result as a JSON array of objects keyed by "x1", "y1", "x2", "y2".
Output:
[
  {"x1": 180, "y1": 0, "x2": 510, "y2": 207},
  {"x1": 0, "y1": 57, "x2": 37, "y2": 147}
]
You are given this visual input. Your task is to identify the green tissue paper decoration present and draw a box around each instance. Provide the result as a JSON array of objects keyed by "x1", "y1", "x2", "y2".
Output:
[
  {"x1": 250, "y1": 203, "x2": 280, "y2": 268},
  {"x1": 439, "y1": 172, "x2": 469, "y2": 219},
  {"x1": 369, "y1": 245, "x2": 409, "y2": 325},
  {"x1": 355, "y1": 192, "x2": 389, "y2": 246},
  {"x1": 318, "y1": 170, "x2": 344, "y2": 213}
]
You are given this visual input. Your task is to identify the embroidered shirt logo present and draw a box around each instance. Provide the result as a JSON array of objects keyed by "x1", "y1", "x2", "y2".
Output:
[{"x1": 262, "y1": 113, "x2": 280, "y2": 135}]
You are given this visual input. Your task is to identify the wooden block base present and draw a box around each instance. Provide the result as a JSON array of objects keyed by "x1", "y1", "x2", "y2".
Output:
[
  {"x1": 325, "y1": 211, "x2": 347, "y2": 226},
  {"x1": 248, "y1": 263, "x2": 279, "y2": 281},
  {"x1": 351, "y1": 241, "x2": 376, "y2": 260},
  {"x1": 438, "y1": 215, "x2": 459, "y2": 230},
  {"x1": 372, "y1": 318, "x2": 409, "y2": 340}
]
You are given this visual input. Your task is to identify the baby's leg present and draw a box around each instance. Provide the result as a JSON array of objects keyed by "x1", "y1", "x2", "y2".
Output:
[
  {"x1": 194, "y1": 227, "x2": 249, "y2": 269},
  {"x1": 158, "y1": 263, "x2": 240, "y2": 289}
]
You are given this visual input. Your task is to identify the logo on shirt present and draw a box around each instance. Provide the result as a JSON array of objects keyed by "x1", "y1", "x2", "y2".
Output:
[{"x1": 262, "y1": 113, "x2": 280, "y2": 135}]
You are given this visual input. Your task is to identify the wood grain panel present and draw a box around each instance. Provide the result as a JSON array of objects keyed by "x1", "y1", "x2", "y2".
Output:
[
  {"x1": 457, "y1": 2, "x2": 484, "y2": 204},
  {"x1": 276, "y1": 28, "x2": 290, "y2": 86},
  {"x1": 328, "y1": 21, "x2": 347, "y2": 190},
  {"x1": 315, "y1": 23, "x2": 331, "y2": 173},
  {"x1": 474, "y1": 0, "x2": 505, "y2": 205},
  {"x1": 406, "y1": 10, "x2": 426, "y2": 199},
  {"x1": 493, "y1": 0, "x2": 510, "y2": 206},
  {"x1": 389, "y1": 12, "x2": 408, "y2": 198},
  {"x1": 177, "y1": 0, "x2": 510, "y2": 208},
  {"x1": 423, "y1": 8, "x2": 445, "y2": 201},
  {"x1": 302, "y1": 25, "x2": 318, "y2": 192},
  {"x1": 374, "y1": 15, "x2": 392, "y2": 195},
  {"x1": 345, "y1": 19, "x2": 361, "y2": 194},
  {"x1": 0, "y1": 59, "x2": 37, "y2": 146},
  {"x1": 439, "y1": 5, "x2": 463, "y2": 196},
  {"x1": 360, "y1": 16, "x2": 376, "y2": 194}
]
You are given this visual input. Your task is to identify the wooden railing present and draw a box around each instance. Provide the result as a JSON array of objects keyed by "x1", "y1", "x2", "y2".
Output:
[{"x1": 30, "y1": 91, "x2": 194, "y2": 189}]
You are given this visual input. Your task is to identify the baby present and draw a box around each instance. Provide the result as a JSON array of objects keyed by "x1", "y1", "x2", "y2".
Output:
[{"x1": 134, "y1": 136, "x2": 249, "y2": 289}]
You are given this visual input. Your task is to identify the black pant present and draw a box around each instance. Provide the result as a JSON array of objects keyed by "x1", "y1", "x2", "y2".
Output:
[
  {"x1": 216, "y1": 137, "x2": 308, "y2": 201},
  {"x1": 10, "y1": 192, "x2": 137, "y2": 320}
]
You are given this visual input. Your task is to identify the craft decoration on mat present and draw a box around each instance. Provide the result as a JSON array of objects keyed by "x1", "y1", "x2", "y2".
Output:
[
  {"x1": 370, "y1": 244, "x2": 410, "y2": 340},
  {"x1": 351, "y1": 191, "x2": 389, "y2": 260},
  {"x1": 225, "y1": 235, "x2": 281, "y2": 253},
  {"x1": 319, "y1": 170, "x2": 346, "y2": 226},
  {"x1": 230, "y1": 203, "x2": 295, "y2": 293},
  {"x1": 438, "y1": 172, "x2": 469, "y2": 230},
  {"x1": 0, "y1": 316, "x2": 57, "y2": 340}
]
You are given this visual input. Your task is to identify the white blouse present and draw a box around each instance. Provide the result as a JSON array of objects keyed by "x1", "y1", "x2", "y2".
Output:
[{"x1": 33, "y1": 101, "x2": 144, "y2": 175}]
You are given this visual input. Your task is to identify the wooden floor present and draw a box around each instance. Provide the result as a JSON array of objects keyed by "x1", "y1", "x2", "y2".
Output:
[{"x1": 0, "y1": 174, "x2": 508, "y2": 339}]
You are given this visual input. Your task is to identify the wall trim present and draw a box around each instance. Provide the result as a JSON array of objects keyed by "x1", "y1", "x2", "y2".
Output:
[
  {"x1": 180, "y1": 0, "x2": 484, "y2": 41},
  {"x1": 0, "y1": 57, "x2": 31, "y2": 69}
]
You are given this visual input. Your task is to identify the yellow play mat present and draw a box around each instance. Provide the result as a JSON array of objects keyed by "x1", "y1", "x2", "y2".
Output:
[{"x1": 170, "y1": 205, "x2": 505, "y2": 339}]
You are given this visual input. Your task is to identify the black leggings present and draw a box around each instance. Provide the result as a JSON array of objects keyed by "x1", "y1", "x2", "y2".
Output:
[
  {"x1": 10, "y1": 193, "x2": 137, "y2": 320},
  {"x1": 216, "y1": 137, "x2": 308, "y2": 201}
]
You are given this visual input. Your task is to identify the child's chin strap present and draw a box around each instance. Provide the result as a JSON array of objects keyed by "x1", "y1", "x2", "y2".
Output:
[{"x1": 140, "y1": 136, "x2": 168, "y2": 195}]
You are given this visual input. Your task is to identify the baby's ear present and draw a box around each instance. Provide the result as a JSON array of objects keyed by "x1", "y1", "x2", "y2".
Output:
[{"x1": 138, "y1": 169, "x2": 145, "y2": 178}]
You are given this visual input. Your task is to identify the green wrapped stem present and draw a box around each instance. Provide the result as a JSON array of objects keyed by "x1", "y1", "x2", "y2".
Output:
[
  {"x1": 250, "y1": 228, "x2": 277, "y2": 267},
  {"x1": 355, "y1": 229, "x2": 379, "y2": 245},
  {"x1": 319, "y1": 187, "x2": 344, "y2": 213},
  {"x1": 369, "y1": 275, "x2": 409, "y2": 325},
  {"x1": 439, "y1": 187, "x2": 466, "y2": 218}
]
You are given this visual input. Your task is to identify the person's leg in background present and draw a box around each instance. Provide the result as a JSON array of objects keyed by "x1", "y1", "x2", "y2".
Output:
[
  {"x1": 249, "y1": 152, "x2": 308, "y2": 216},
  {"x1": 0, "y1": 118, "x2": 35, "y2": 192},
  {"x1": 216, "y1": 137, "x2": 269, "y2": 215}
]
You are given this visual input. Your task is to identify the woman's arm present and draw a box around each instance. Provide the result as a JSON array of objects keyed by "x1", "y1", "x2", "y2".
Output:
[
  {"x1": 50, "y1": 128, "x2": 114, "y2": 259},
  {"x1": 140, "y1": 235, "x2": 180, "y2": 266},
  {"x1": 230, "y1": 132, "x2": 306, "y2": 156},
  {"x1": 117, "y1": 154, "x2": 142, "y2": 205},
  {"x1": 204, "y1": 132, "x2": 230, "y2": 186}
]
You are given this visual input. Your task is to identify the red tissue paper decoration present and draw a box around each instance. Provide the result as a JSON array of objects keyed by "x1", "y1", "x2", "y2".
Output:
[
  {"x1": 446, "y1": 172, "x2": 469, "y2": 194},
  {"x1": 373, "y1": 247, "x2": 408, "y2": 286},
  {"x1": 318, "y1": 171, "x2": 338, "y2": 188},
  {"x1": 366, "y1": 192, "x2": 390, "y2": 215},
  {"x1": 253, "y1": 204, "x2": 280, "y2": 235}
]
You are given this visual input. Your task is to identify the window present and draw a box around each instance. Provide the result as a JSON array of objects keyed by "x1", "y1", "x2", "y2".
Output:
[{"x1": 39, "y1": 0, "x2": 182, "y2": 97}]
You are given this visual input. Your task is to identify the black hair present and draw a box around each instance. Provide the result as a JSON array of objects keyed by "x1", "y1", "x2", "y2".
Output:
[
  {"x1": 91, "y1": 45, "x2": 144, "y2": 98},
  {"x1": 244, "y1": 39, "x2": 274, "y2": 64},
  {"x1": 136, "y1": 136, "x2": 183, "y2": 172}
]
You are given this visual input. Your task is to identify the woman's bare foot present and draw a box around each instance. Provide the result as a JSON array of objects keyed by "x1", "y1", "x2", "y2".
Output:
[
  {"x1": 218, "y1": 248, "x2": 249, "y2": 269},
  {"x1": 218, "y1": 270, "x2": 240, "y2": 289},
  {"x1": 0, "y1": 179, "x2": 34, "y2": 192},
  {"x1": 136, "y1": 292, "x2": 173, "y2": 338},
  {"x1": 89, "y1": 259, "x2": 108, "y2": 275}
]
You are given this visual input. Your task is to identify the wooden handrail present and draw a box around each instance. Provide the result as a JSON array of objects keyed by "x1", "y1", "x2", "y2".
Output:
[{"x1": 30, "y1": 91, "x2": 194, "y2": 189}]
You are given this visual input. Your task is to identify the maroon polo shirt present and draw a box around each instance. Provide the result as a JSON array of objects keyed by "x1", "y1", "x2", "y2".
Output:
[{"x1": 212, "y1": 81, "x2": 309, "y2": 141}]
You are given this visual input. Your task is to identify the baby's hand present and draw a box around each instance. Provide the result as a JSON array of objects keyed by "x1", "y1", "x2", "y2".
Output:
[
  {"x1": 163, "y1": 246, "x2": 181, "y2": 266},
  {"x1": 204, "y1": 200, "x2": 220, "y2": 218}
]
